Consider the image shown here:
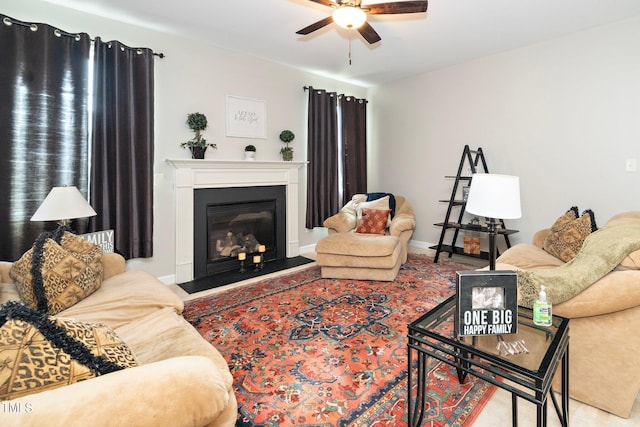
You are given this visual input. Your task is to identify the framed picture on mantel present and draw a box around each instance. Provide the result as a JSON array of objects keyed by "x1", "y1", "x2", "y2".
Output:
[{"x1": 226, "y1": 95, "x2": 267, "y2": 139}]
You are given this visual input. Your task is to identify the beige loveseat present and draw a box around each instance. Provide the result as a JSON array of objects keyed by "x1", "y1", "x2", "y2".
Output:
[
  {"x1": 0, "y1": 253, "x2": 237, "y2": 427},
  {"x1": 494, "y1": 211, "x2": 640, "y2": 418}
]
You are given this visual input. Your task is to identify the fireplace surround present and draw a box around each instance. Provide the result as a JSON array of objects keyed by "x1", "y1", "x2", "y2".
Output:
[{"x1": 167, "y1": 159, "x2": 305, "y2": 283}]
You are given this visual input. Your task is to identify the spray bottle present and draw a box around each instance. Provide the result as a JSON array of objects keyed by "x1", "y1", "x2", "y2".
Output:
[{"x1": 533, "y1": 285, "x2": 552, "y2": 326}]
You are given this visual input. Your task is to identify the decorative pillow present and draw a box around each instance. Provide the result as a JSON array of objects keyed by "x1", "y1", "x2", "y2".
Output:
[
  {"x1": 355, "y1": 196, "x2": 391, "y2": 226},
  {"x1": 338, "y1": 194, "x2": 367, "y2": 217},
  {"x1": 549, "y1": 206, "x2": 579, "y2": 230},
  {"x1": 0, "y1": 301, "x2": 137, "y2": 401},
  {"x1": 355, "y1": 208, "x2": 391, "y2": 235},
  {"x1": 366, "y1": 192, "x2": 396, "y2": 218},
  {"x1": 9, "y1": 229, "x2": 103, "y2": 315},
  {"x1": 543, "y1": 209, "x2": 598, "y2": 262}
]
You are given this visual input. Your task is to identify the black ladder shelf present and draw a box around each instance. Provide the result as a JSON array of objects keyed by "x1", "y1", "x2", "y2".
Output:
[{"x1": 431, "y1": 145, "x2": 515, "y2": 263}]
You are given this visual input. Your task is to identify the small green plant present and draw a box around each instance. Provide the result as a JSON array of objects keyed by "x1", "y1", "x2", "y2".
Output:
[
  {"x1": 244, "y1": 144, "x2": 257, "y2": 152},
  {"x1": 279, "y1": 130, "x2": 295, "y2": 161},
  {"x1": 180, "y1": 112, "x2": 216, "y2": 149},
  {"x1": 279, "y1": 130, "x2": 295, "y2": 144}
]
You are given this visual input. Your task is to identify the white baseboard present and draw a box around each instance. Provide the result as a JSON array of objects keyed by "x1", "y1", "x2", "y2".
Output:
[
  {"x1": 298, "y1": 243, "x2": 316, "y2": 255},
  {"x1": 158, "y1": 274, "x2": 176, "y2": 285},
  {"x1": 408, "y1": 239, "x2": 435, "y2": 250}
]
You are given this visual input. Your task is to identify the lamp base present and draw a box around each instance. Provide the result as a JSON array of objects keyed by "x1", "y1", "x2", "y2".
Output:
[{"x1": 487, "y1": 219, "x2": 497, "y2": 270}]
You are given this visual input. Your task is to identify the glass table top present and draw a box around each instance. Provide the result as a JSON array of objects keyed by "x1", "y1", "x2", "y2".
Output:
[{"x1": 409, "y1": 295, "x2": 569, "y2": 374}]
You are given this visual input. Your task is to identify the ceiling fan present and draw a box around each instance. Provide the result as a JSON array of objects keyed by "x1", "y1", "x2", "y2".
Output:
[{"x1": 296, "y1": 0, "x2": 428, "y2": 44}]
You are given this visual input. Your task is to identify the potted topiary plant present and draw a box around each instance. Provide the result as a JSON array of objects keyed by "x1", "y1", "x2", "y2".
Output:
[
  {"x1": 244, "y1": 144, "x2": 256, "y2": 160},
  {"x1": 279, "y1": 130, "x2": 295, "y2": 161},
  {"x1": 180, "y1": 112, "x2": 216, "y2": 159}
]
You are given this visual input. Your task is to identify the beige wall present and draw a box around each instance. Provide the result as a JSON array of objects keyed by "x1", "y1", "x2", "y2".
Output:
[
  {"x1": 3, "y1": 1, "x2": 368, "y2": 280},
  {"x1": 370, "y1": 17, "x2": 640, "y2": 251}
]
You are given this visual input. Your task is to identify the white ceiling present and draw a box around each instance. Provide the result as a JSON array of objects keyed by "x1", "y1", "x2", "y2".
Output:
[{"x1": 43, "y1": 0, "x2": 640, "y2": 87}]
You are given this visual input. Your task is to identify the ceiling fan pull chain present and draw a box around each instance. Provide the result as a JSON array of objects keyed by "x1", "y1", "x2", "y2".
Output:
[{"x1": 348, "y1": 37, "x2": 352, "y2": 65}]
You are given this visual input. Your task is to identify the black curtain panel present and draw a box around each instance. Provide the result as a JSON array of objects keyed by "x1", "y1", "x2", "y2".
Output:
[
  {"x1": 0, "y1": 15, "x2": 91, "y2": 261},
  {"x1": 340, "y1": 95, "x2": 367, "y2": 203},
  {"x1": 305, "y1": 88, "x2": 339, "y2": 229},
  {"x1": 89, "y1": 38, "x2": 155, "y2": 259}
]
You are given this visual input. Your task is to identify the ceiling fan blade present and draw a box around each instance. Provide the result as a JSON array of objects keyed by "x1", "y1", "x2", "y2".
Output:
[
  {"x1": 366, "y1": 1, "x2": 428, "y2": 15},
  {"x1": 307, "y1": 0, "x2": 339, "y2": 7},
  {"x1": 357, "y1": 21, "x2": 381, "y2": 44},
  {"x1": 296, "y1": 16, "x2": 335, "y2": 35}
]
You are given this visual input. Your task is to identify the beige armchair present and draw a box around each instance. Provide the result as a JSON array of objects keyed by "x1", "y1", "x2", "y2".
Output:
[{"x1": 316, "y1": 194, "x2": 416, "y2": 281}]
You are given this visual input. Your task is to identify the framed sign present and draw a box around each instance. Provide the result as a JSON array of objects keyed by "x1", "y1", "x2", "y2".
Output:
[
  {"x1": 226, "y1": 95, "x2": 267, "y2": 139},
  {"x1": 455, "y1": 270, "x2": 518, "y2": 336},
  {"x1": 80, "y1": 229, "x2": 114, "y2": 253}
]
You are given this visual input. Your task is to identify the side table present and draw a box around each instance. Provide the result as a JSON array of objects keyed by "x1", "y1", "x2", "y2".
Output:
[{"x1": 407, "y1": 295, "x2": 570, "y2": 427}]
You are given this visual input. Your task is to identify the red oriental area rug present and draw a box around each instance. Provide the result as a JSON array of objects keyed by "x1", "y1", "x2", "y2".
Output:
[{"x1": 183, "y1": 254, "x2": 497, "y2": 426}]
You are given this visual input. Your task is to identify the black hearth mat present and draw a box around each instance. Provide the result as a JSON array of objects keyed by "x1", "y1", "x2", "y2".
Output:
[{"x1": 178, "y1": 256, "x2": 315, "y2": 294}]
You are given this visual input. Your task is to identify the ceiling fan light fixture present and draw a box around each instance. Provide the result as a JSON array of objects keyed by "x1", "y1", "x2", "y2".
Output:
[{"x1": 332, "y1": 6, "x2": 367, "y2": 30}]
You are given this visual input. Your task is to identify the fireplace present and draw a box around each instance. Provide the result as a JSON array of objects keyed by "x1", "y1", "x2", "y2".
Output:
[
  {"x1": 194, "y1": 186, "x2": 286, "y2": 279},
  {"x1": 167, "y1": 159, "x2": 305, "y2": 284}
]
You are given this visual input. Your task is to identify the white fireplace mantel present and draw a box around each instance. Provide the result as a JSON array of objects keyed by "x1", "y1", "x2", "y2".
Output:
[{"x1": 167, "y1": 159, "x2": 306, "y2": 283}]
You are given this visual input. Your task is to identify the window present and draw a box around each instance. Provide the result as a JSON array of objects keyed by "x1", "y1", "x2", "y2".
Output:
[
  {"x1": 0, "y1": 15, "x2": 155, "y2": 260},
  {"x1": 305, "y1": 87, "x2": 367, "y2": 228}
]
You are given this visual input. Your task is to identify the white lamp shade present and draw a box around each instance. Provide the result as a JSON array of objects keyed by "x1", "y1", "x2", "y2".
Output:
[
  {"x1": 465, "y1": 174, "x2": 522, "y2": 220},
  {"x1": 333, "y1": 6, "x2": 367, "y2": 29},
  {"x1": 31, "y1": 186, "x2": 97, "y2": 222}
]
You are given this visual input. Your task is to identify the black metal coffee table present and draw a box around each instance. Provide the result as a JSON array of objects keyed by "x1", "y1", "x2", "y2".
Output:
[{"x1": 407, "y1": 295, "x2": 569, "y2": 427}]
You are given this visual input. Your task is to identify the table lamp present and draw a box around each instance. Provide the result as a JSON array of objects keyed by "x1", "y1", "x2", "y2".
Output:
[
  {"x1": 31, "y1": 185, "x2": 97, "y2": 227},
  {"x1": 464, "y1": 174, "x2": 521, "y2": 270}
]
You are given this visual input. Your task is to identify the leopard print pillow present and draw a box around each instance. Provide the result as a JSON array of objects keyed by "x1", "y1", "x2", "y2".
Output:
[
  {"x1": 549, "y1": 206, "x2": 579, "y2": 231},
  {"x1": 9, "y1": 231, "x2": 103, "y2": 315},
  {"x1": 543, "y1": 208, "x2": 597, "y2": 262},
  {"x1": 0, "y1": 301, "x2": 137, "y2": 401}
]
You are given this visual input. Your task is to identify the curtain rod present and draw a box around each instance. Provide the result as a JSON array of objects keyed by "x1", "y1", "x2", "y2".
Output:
[
  {"x1": 303, "y1": 86, "x2": 368, "y2": 103},
  {"x1": 2, "y1": 15, "x2": 165, "y2": 58}
]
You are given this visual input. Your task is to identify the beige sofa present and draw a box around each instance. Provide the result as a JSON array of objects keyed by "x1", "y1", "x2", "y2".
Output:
[
  {"x1": 494, "y1": 211, "x2": 640, "y2": 418},
  {"x1": 0, "y1": 253, "x2": 237, "y2": 427}
]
